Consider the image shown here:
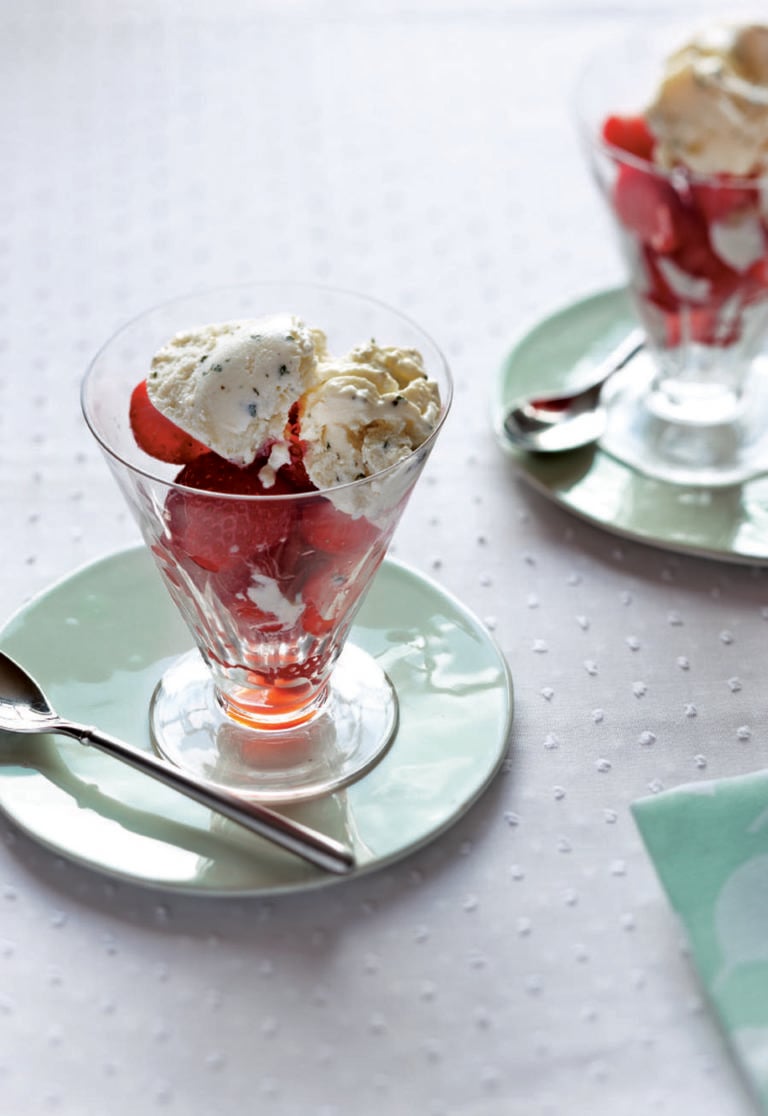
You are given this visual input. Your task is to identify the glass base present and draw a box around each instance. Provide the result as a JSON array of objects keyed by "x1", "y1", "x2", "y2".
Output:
[
  {"x1": 149, "y1": 643, "x2": 398, "y2": 802},
  {"x1": 600, "y1": 354, "x2": 768, "y2": 488}
]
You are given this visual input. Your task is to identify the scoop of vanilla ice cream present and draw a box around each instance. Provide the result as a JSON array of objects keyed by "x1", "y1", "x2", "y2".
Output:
[
  {"x1": 298, "y1": 337, "x2": 441, "y2": 489},
  {"x1": 146, "y1": 314, "x2": 442, "y2": 491},
  {"x1": 647, "y1": 23, "x2": 768, "y2": 176},
  {"x1": 147, "y1": 314, "x2": 317, "y2": 465}
]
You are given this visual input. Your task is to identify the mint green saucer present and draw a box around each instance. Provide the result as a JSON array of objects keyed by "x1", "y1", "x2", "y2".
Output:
[
  {"x1": 0, "y1": 548, "x2": 513, "y2": 895},
  {"x1": 494, "y1": 287, "x2": 768, "y2": 565}
]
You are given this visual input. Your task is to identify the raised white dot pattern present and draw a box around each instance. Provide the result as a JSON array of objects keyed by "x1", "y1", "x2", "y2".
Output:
[{"x1": 0, "y1": 2, "x2": 764, "y2": 1115}]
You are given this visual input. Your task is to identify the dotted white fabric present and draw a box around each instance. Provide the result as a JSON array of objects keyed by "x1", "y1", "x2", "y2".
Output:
[{"x1": 0, "y1": 3, "x2": 762, "y2": 1114}]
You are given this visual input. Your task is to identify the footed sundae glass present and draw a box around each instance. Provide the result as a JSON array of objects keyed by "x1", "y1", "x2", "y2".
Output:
[
  {"x1": 82, "y1": 282, "x2": 452, "y2": 801},
  {"x1": 577, "y1": 28, "x2": 768, "y2": 487}
]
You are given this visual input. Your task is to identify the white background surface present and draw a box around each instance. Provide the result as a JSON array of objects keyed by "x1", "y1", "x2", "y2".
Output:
[{"x1": 2, "y1": 2, "x2": 767, "y2": 1113}]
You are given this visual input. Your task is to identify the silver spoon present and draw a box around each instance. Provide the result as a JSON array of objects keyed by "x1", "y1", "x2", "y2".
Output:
[
  {"x1": 502, "y1": 328, "x2": 645, "y2": 452},
  {"x1": 0, "y1": 651, "x2": 355, "y2": 875}
]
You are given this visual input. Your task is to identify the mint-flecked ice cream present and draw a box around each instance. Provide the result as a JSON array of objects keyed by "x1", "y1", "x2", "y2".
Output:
[
  {"x1": 647, "y1": 22, "x2": 768, "y2": 176},
  {"x1": 145, "y1": 314, "x2": 441, "y2": 490},
  {"x1": 146, "y1": 314, "x2": 317, "y2": 468}
]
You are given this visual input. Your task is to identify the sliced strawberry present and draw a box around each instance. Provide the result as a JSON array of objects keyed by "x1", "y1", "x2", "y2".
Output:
[
  {"x1": 747, "y1": 255, "x2": 768, "y2": 292},
  {"x1": 691, "y1": 178, "x2": 759, "y2": 224},
  {"x1": 602, "y1": 114, "x2": 656, "y2": 162},
  {"x1": 301, "y1": 600, "x2": 335, "y2": 637},
  {"x1": 278, "y1": 401, "x2": 315, "y2": 492},
  {"x1": 299, "y1": 498, "x2": 379, "y2": 556},
  {"x1": 129, "y1": 380, "x2": 207, "y2": 465},
  {"x1": 660, "y1": 306, "x2": 742, "y2": 348},
  {"x1": 612, "y1": 164, "x2": 680, "y2": 253},
  {"x1": 176, "y1": 452, "x2": 284, "y2": 496},
  {"x1": 300, "y1": 540, "x2": 388, "y2": 634},
  {"x1": 214, "y1": 556, "x2": 281, "y2": 610},
  {"x1": 229, "y1": 593, "x2": 292, "y2": 636},
  {"x1": 638, "y1": 246, "x2": 680, "y2": 311},
  {"x1": 168, "y1": 453, "x2": 294, "y2": 572},
  {"x1": 669, "y1": 207, "x2": 741, "y2": 299},
  {"x1": 275, "y1": 448, "x2": 314, "y2": 494},
  {"x1": 299, "y1": 564, "x2": 350, "y2": 629}
]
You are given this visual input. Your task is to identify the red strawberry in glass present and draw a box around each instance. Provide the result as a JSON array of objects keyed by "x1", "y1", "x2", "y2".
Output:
[
  {"x1": 576, "y1": 22, "x2": 768, "y2": 486},
  {"x1": 82, "y1": 283, "x2": 451, "y2": 802}
]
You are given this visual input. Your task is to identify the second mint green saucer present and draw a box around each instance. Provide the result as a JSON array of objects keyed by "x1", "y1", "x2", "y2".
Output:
[{"x1": 494, "y1": 287, "x2": 768, "y2": 565}]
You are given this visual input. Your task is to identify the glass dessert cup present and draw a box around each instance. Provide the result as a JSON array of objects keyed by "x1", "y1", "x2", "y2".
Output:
[
  {"x1": 577, "y1": 30, "x2": 768, "y2": 487},
  {"x1": 81, "y1": 282, "x2": 452, "y2": 802}
]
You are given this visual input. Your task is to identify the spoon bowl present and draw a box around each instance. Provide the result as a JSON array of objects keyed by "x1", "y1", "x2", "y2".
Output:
[
  {"x1": 0, "y1": 651, "x2": 355, "y2": 874},
  {"x1": 502, "y1": 329, "x2": 645, "y2": 452}
]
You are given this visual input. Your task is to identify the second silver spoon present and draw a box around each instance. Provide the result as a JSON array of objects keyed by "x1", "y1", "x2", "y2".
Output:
[{"x1": 502, "y1": 328, "x2": 645, "y2": 453}]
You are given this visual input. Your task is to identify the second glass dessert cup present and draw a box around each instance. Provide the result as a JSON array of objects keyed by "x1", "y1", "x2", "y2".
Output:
[
  {"x1": 577, "y1": 30, "x2": 768, "y2": 487},
  {"x1": 82, "y1": 282, "x2": 452, "y2": 802}
]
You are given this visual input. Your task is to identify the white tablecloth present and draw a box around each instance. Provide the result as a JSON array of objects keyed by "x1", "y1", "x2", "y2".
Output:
[{"x1": 2, "y1": 2, "x2": 764, "y2": 1113}]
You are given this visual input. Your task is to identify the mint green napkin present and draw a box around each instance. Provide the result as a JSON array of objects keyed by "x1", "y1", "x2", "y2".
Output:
[{"x1": 633, "y1": 771, "x2": 768, "y2": 1110}]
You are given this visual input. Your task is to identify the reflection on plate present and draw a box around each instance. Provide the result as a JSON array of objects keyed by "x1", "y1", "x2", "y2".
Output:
[
  {"x1": 0, "y1": 548, "x2": 513, "y2": 896},
  {"x1": 494, "y1": 287, "x2": 768, "y2": 565}
]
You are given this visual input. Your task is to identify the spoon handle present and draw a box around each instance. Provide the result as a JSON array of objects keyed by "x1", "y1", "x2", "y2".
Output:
[
  {"x1": 594, "y1": 327, "x2": 646, "y2": 384},
  {"x1": 56, "y1": 720, "x2": 355, "y2": 875}
]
